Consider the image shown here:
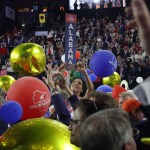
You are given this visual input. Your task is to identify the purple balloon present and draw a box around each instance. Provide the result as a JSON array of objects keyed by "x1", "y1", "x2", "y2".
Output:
[{"x1": 90, "y1": 50, "x2": 117, "y2": 77}]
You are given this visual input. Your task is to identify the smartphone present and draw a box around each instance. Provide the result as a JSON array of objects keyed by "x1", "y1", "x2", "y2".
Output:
[{"x1": 52, "y1": 74, "x2": 63, "y2": 82}]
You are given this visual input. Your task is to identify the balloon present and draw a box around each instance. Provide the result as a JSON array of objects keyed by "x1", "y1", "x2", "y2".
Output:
[
  {"x1": 10, "y1": 145, "x2": 52, "y2": 150},
  {"x1": 96, "y1": 85, "x2": 112, "y2": 93},
  {"x1": 102, "y1": 72, "x2": 121, "y2": 87},
  {"x1": 141, "y1": 138, "x2": 150, "y2": 145},
  {"x1": 10, "y1": 43, "x2": 46, "y2": 76},
  {"x1": 136, "y1": 77, "x2": 143, "y2": 84},
  {"x1": 112, "y1": 85, "x2": 127, "y2": 101},
  {"x1": 89, "y1": 50, "x2": 117, "y2": 77},
  {"x1": 61, "y1": 54, "x2": 65, "y2": 62},
  {"x1": 86, "y1": 69, "x2": 91, "y2": 75},
  {"x1": 0, "y1": 118, "x2": 80, "y2": 150},
  {"x1": 76, "y1": 51, "x2": 80, "y2": 60},
  {"x1": 43, "y1": 111, "x2": 50, "y2": 118},
  {"x1": 0, "y1": 101, "x2": 23, "y2": 124},
  {"x1": 7, "y1": 77, "x2": 51, "y2": 120},
  {"x1": 0, "y1": 75, "x2": 15, "y2": 91},
  {"x1": 120, "y1": 80, "x2": 129, "y2": 90},
  {"x1": 89, "y1": 73, "x2": 97, "y2": 82}
]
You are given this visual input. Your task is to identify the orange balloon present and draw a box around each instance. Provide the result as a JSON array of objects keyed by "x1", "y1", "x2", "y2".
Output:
[
  {"x1": 76, "y1": 51, "x2": 80, "y2": 60},
  {"x1": 7, "y1": 77, "x2": 51, "y2": 120}
]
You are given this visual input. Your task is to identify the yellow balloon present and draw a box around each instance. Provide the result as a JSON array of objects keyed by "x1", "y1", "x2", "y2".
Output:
[
  {"x1": 10, "y1": 43, "x2": 46, "y2": 76},
  {"x1": 102, "y1": 72, "x2": 121, "y2": 87},
  {"x1": 141, "y1": 138, "x2": 150, "y2": 145},
  {"x1": 0, "y1": 75, "x2": 16, "y2": 91},
  {"x1": 0, "y1": 118, "x2": 80, "y2": 150}
]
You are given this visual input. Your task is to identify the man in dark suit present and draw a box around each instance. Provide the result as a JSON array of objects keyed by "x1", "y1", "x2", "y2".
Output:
[{"x1": 100, "y1": 0, "x2": 105, "y2": 8}]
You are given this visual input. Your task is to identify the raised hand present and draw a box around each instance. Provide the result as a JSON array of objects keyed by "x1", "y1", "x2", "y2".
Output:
[
  {"x1": 43, "y1": 64, "x2": 55, "y2": 88},
  {"x1": 77, "y1": 62, "x2": 86, "y2": 74},
  {"x1": 125, "y1": 0, "x2": 150, "y2": 55}
]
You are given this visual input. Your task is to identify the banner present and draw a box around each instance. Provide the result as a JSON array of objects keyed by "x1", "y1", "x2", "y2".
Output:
[
  {"x1": 39, "y1": 14, "x2": 45, "y2": 23},
  {"x1": 65, "y1": 13, "x2": 77, "y2": 65},
  {"x1": 35, "y1": 31, "x2": 48, "y2": 36},
  {"x1": 5, "y1": 6, "x2": 15, "y2": 20}
]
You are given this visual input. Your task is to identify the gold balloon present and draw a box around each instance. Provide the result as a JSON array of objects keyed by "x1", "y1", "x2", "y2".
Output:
[
  {"x1": 0, "y1": 118, "x2": 80, "y2": 150},
  {"x1": 12, "y1": 145, "x2": 52, "y2": 150},
  {"x1": 10, "y1": 43, "x2": 46, "y2": 76},
  {"x1": 102, "y1": 72, "x2": 121, "y2": 87},
  {"x1": 0, "y1": 75, "x2": 15, "y2": 91}
]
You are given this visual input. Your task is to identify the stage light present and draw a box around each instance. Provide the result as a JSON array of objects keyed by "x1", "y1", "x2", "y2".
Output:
[
  {"x1": 22, "y1": 24, "x2": 25, "y2": 27},
  {"x1": 43, "y1": 8, "x2": 47, "y2": 12},
  {"x1": 94, "y1": 0, "x2": 99, "y2": 3}
]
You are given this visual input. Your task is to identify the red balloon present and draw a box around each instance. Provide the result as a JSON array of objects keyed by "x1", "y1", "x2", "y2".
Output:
[
  {"x1": 76, "y1": 51, "x2": 81, "y2": 60},
  {"x1": 7, "y1": 77, "x2": 51, "y2": 120},
  {"x1": 112, "y1": 85, "x2": 127, "y2": 101}
]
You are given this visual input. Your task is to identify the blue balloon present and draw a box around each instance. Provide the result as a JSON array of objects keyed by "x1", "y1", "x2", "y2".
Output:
[
  {"x1": 90, "y1": 50, "x2": 117, "y2": 77},
  {"x1": 96, "y1": 85, "x2": 112, "y2": 93},
  {"x1": 89, "y1": 73, "x2": 97, "y2": 82},
  {"x1": 44, "y1": 111, "x2": 50, "y2": 118},
  {"x1": 86, "y1": 69, "x2": 91, "y2": 75},
  {"x1": 0, "y1": 101, "x2": 23, "y2": 124}
]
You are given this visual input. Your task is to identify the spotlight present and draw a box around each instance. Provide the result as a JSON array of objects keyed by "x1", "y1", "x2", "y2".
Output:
[
  {"x1": 22, "y1": 24, "x2": 25, "y2": 27},
  {"x1": 94, "y1": 0, "x2": 99, "y2": 3}
]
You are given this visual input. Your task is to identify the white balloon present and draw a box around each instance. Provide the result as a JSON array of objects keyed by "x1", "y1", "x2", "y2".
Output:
[
  {"x1": 120, "y1": 80, "x2": 129, "y2": 90},
  {"x1": 61, "y1": 54, "x2": 65, "y2": 62},
  {"x1": 136, "y1": 77, "x2": 143, "y2": 84}
]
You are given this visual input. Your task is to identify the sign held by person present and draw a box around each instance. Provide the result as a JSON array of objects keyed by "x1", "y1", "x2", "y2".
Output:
[{"x1": 65, "y1": 13, "x2": 77, "y2": 65}]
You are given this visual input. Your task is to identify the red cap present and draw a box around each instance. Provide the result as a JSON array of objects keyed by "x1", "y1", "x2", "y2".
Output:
[{"x1": 122, "y1": 99, "x2": 142, "y2": 113}]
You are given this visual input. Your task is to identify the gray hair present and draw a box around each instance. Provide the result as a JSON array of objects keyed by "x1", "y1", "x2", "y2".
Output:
[
  {"x1": 119, "y1": 91, "x2": 135, "y2": 99},
  {"x1": 80, "y1": 109, "x2": 133, "y2": 150}
]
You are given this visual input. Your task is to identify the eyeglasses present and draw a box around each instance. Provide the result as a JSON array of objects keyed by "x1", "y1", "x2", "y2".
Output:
[
  {"x1": 133, "y1": 128, "x2": 140, "y2": 141},
  {"x1": 70, "y1": 118, "x2": 84, "y2": 125}
]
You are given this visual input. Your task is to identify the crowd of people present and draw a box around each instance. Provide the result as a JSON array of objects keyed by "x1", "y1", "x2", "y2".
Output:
[
  {"x1": 0, "y1": 0, "x2": 150, "y2": 149},
  {"x1": 0, "y1": 8, "x2": 149, "y2": 89}
]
